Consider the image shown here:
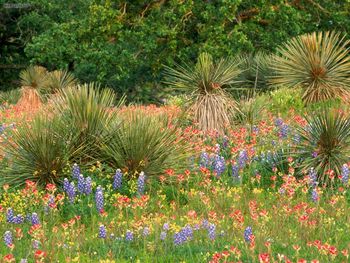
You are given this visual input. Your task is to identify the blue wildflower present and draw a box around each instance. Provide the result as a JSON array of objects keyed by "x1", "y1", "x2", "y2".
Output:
[
  {"x1": 84, "y1": 176, "x2": 92, "y2": 195},
  {"x1": 98, "y1": 225, "x2": 107, "y2": 239},
  {"x1": 77, "y1": 174, "x2": 85, "y2": 193},
  {"x1": 125, "y1": 230, "x2": 134, "y2": 241},
  {"x1": 67, "y1": 182, "x2": 76, "y2": 203},
  {"x1": 3, "y1": 231, "x2": 12, "y2": 247},
  {"x1": 137, "y1": 172, "x2": 146, "y2": 195},
  {"x1": 160, "y1": 231, "x2": 167, "y2": 240},
  {"x1": 31, "y1": 213, "x2": 40, "y2": 225},
  {"x1": 341, "y1": 164, "x2": 349, "y2": 185},
  {"x1": 308, "y1": 168, "x2": 318, "y2": 188},
  {"x1": 208, "y1": 223, "x2": 216, "y2": 240},
  {"x1": 72, "y1": 163, "x2": 80, "y2": 179},
  {"x1": 244, "y1": 226, "x2": 253, "y2": 243},
  {"x1": 113, "y1": 169, "x2": 123, "y2": 190},
  {"x1": 213, "y1": 154, "x2": 226, "y2": 176},
  {"x1": 6, "y1": 208, "x2": 14, "y2": 223},
  {"x1": 95, "y1": 186, "x2": 104, "y2": 213}
]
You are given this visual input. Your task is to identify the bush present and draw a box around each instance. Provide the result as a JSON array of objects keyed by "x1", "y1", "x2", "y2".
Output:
[
  {"x1": 0, "y1": 115, "x2": 77, "y2": 187},
  {"x1": 164, "y1": 52, "x2": 241, "y2": 132},
  {"x1": 270, "y1": 31, "x2": 350, "y2": 103},
  {"x1": 269, "y1": 87, "x2": 304, "y2": 114},
  {"x1": 101, "y1": 109, "x2": 190, "y2": 179},
  {"x1": 54, "y1": 83, "x2": 121, "y2": 163},
  {"x1": 293, "y1": 109, "x2": 350, "y2": 185}
]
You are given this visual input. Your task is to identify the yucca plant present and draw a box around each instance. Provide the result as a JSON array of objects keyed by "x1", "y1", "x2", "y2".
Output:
[
  {"x1": 18, "y1": 65, "x2": 49, "y2": 108},
  {"x1": 54, "y1": 83, "x2": 122, "y2": 162},
  {"x1": 19, "y1": 65, "x2": 48, "y2": 89},
  {"x1": 0, "y1": 115, "x2": 78, "y2": 187},
  {"x1": 101, "y1": 109, "x2": 189, "y2": 178},
  {"x1": 164, "y1": 52, "x2": 241, "y2": 132},
  {"x1": 45, "y1": 69, "x2": 77, "y2": 93},
  {"x1": 235, "y1": 52, "x2": 271, "y2": 91},
  {"x1": 270, "y1": 31, "x2": 350, "y2": 104},
  {"x1": 293, "y1": 109, "x2": 350, "y2": 185}
]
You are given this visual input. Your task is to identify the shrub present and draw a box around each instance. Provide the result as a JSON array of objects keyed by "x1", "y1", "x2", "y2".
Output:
[
  {"x1": 101, "y1": 109, "x2": 189, "y2": 178},
  {"x1": 54, "y1": 83, "x2": 121, "y2": 162},
  {"x1": 293, "y1": 109, "x2": 350, "y2": 185},
  {"x1": 270, "y1": 31, "x2": 350, "y2": 103},
  {"x1": 0, "y1": 89, "x2": 21, "y2": 106},
  {"x1": 0, "y1": 115, "x2": 77, "y2": 187},
  {"x1": 45, "y1": 69, "x2": 77, "y2": 93},
  {"x1": 164, "y1": 52, "x2": 241, "y2": 132}
]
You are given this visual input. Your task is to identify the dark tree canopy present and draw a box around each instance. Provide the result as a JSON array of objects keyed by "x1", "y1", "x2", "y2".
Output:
[{"x1": 1, "y1": 0, "x2": 350, "y2": 102}]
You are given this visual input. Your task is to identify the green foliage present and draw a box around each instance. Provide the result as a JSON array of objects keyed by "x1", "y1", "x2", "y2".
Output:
[
  {"x1": 101, "y1": 110, "x2": 189, "y2": 178},
  {"x1": 3, "y1": 1, "x2": 350, "y2": 100},
  {"x1": 293, "y1": 109, "x2": 350, "y2": 185},
  {"x1": 54, "y1": 83, "x2": 121, "y2": 162},
  {"x1": 269, "y1": 87, "x2": 305, "y2": 114},
  {"x1": 0, "y1": 89, "x2": 21, "y2": 105},
  {"x1": 0, "y1": 115, "x2": 77, "y2": 187},
  {"x1": 270, "y1": 31, "x2": 350, "y2": 103}
]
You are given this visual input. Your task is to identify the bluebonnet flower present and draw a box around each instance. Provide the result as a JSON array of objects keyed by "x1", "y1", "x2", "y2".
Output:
[
  {"x1": 182, "y1": 225, "x2": 193, "y2": 240},
  {"x1": 137, "y1": 172, "x2": 146, "y2": 195},
  {"x1": 238, "y1": 150, "x2": 249, "y2": 169},
  {"x1": 6, "y1": 208, "x2": 14, "y2": 223},
  {"x1": 32, "y1": 240, "x2": 40, "y2": 249},
  {"x1": 160, "y1": 231, "x2": 167, "y2": 240},
  {"x1": 84, "y1": 176, "x2": 92, "y2": 195},
  {"x1": 244, "y1": 226, "x2": 253, "y2": 243},
  {"x1": 98, "y1": 225, "x2": 107, "y2": 239},
  {"x1": 113, "y1": 169, "x2": 123, "y2": 190},
  {"x1": 308, "y1": 168, "x2": 318, "y2": 188},
  {"x1": 311, "y1": 189, "x2": 319, "y2": 203},
  {"x1": 231, "y1": 164, "x2": 240, "y2": 180},
  {"x1": 173, "y1": 231, "x2": 186, "y2": 246},
  {"x1": 20, "y1": 259, "x2": 28, "y2": 263},
  {"x1": 95, "y1": 186, "x2": 104, "y2": 213},
  {"x1": 63, "y1": 178, "x2": 70, "y2": 192},
  {"x1": 163, "y1": 222, "x2": 170, "y2": 231},
  {"x1": 3, "y1": 231, "x2": 12, "y2": 247},
  {"x1": 279, "y1": 123, "x2": 289, "y2": 138},
  {"x1": 208, "y1": 223, "x2": 216, "y2": 240},
  {"x1": 67, "y1": 182, "x2": 76, "y2": 203},
  {"x1": 0, "y1": 124, "x2": 4, "y2": 134},
  {"x1": 200, "y1": 152, "x2": 210, "y2": 168},
  {"x1": 72, "y1": 163, "x2": 80, "y2": 179},
  {"x1": 77, "y1": 174, "x2": 85, "y2": 193},
  {"x1": 125, "y1": 230, "x2": 134, "y2": 241},
  {"x1": 312, "y1": 151, "x2": 318, "y2": 158},
  {"x1": 13, "y1": 214, "x2": 24, "y2": 224},
  {"x1": 213, "y1": 155, "x2": 226, "y2": 176},
  {"x1": 142, "y1": 227, "x2": 150, "y2": 237},
  {"x1": 31, "y1": 212, "x2": 40, "y2": 225},
  {"x1": 341, "y1": 164, "x2": 349, "y2": 185},
  {"x1": 252, "y1": 125, "x2": 259, "y2": 134},
  {"x1": 274, "y1": 118, "x2": 283, "y2": 127},
  {"x1": 201, "y1": 219, "x2": 209, "y2": 229}
]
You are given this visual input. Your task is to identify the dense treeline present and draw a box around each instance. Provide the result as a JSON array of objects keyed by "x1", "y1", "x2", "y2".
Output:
[{"x1": 1, "y1": 0, "x2": 350, "y2": 102}]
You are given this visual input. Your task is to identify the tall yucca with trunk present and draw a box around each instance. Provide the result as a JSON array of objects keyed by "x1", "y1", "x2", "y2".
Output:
[
  {"x1": 18, "y1": 65, "x2": 48, "y2": 108},
  {"x1": 271, "y1": 31, "x2": 350, "y2": 103},
  {"x1": 293, "y1": 109, "x2": 350, "y2": 185},
  {"x1": 164, "y1": 53, "x2": 241, "y2": 132}
]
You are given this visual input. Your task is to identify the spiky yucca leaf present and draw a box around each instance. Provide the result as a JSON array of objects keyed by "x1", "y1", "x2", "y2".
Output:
[
  {"x1": 19, "y1": 65, "x2": 48, "y2": 89},
  {"x1": 271, "y1": 31, "x2": 350, "y2": 103},
  {"x1": 1, "y1": 115, "x2": 78, "y2": 187},
  {"x1": 46, "y1": 69, "x2": 77, "y2": 92},
  {"x1": 164, "y1": 52, "x2": 241, "y2": 132},
  {"x1": 101, "y1": 109, "x2": 189, "y2": 178},
  {"x1": 235, "y1": 52, "x2": 271, "y2": 90},
  {"x1": 54, "y1": 83, "x2": 120, "y2": 162},
  {"x1": 293, "y1": 109, "x2": 350, "y2": 185}
]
